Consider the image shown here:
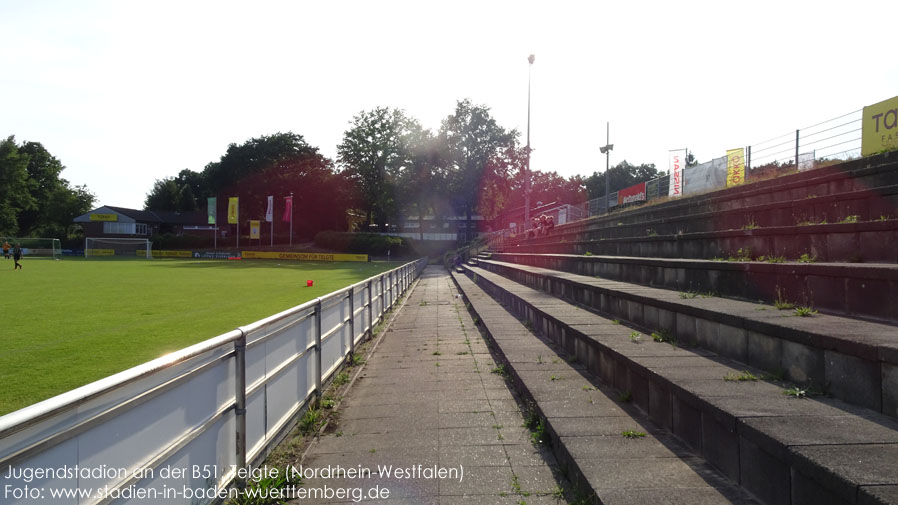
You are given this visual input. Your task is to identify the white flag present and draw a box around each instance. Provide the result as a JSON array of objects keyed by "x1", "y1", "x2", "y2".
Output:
[
  {"x1": 265, "y1": 195, "x2": 273, "y2": 222},
  {"x1": 668, "y1": 149, "x2": 686, "y2": 197}
]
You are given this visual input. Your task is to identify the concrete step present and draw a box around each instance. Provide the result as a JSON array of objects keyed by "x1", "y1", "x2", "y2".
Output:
[
  {"x1": 455, "y1": 264, "x2": 898, "y2": 505},
  {"x1": 503, "y1": 219, "x2": 898, "y2": 264},
  {"x1": 470, "y1": 259, "x2": 898, "y2": 420},
  {"x1": 489, "y1": 252, "x2": 898, "y2": 324},
  {"x1": 450, "y1": 271, "x2": 760, "y2": 505}
]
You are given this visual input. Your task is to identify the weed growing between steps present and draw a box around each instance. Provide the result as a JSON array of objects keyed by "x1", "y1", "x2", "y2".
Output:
[{"x1": 724, "y1": 370, "x2": 759, "y2": 382}]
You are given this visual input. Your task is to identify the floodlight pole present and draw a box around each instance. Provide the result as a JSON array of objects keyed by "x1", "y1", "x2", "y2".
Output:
[
  {"x1": 600, "y1": 122, "x2": 613, "y2": 214},
  {"x1": 524, "y1": 54, "x2": 535, "y2": 229}
]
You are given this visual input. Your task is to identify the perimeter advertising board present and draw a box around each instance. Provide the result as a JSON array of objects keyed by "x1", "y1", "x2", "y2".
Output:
[
  {"x1": 618, "y1": 182, "x2": 647, "y2": 205},
  {"x1": 242, "y1": 251, "x2": 369, "y2": 262},
  {"x1": 862, "y1": 94, "x2": 898, "y2": 156}
]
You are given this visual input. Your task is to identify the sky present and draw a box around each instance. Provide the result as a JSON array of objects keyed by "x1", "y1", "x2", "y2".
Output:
[{"x1": 2, "y1": 0, "x2": 897, "y2": 210}]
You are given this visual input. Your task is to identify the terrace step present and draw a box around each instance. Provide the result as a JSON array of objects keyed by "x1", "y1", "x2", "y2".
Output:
[
  {"x1": 471, "y1": 259, "x2": 898, "y2": 420},
  {"x1": 490, "y1": 252, "x2": 898, "y2": 324},
  {"x1": 450, "y1": 271, "x2": 760, "y2": 505},
  {"x1": 503, "y1": 216, "x2": 898, "y2": 264},
  {"x1": 455, "y1": 264, "x2": 898, "y2": 505}
]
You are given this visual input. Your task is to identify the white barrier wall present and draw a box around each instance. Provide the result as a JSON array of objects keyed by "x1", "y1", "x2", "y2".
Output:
[{"x1": 0, "y1": 258, "x2": 426, "y2": 505}]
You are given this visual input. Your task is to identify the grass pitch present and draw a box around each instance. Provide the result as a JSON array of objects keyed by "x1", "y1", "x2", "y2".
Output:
[{"x1": 0, "y1": 257, "x2": 402, "y2": 416}]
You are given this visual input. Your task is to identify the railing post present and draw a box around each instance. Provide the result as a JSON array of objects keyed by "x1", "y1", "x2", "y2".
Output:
[
  {"x1": 367, "y1": 280, "x2": 373, "y2": 341},
  {"x1": 380, "y1": 275, "x2": 385, "y2": 316},
  {"x1": 234, "y1": 331, "x2": 247, "y2": 490},
  {"x1": 348, "y1": 288, "x2": 355, "y2": 359},
  {"x1": 314, "y1": 300, "x2": 322, "y2": 402}
]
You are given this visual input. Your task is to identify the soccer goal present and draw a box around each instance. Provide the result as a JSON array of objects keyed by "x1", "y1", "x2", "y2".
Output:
[
  {"x1": 85, "y1": 238, "x2": 153, "y2": 259},
  {"x1": 2, "y1": 237, "x2": 62, "y2": 259}
]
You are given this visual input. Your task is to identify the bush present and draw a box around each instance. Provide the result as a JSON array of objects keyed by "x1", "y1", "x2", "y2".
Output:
[{"x1": 314, "y1": 231, "x2": 413, "y2": 256}]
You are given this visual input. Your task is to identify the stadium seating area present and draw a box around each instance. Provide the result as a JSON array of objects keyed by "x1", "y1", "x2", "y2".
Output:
[{"x1": 453, "y1": 151, "x2": 898, "y2": 505}]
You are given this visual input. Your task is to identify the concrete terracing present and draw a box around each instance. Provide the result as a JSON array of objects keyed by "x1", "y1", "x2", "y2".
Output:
[{"x1": 454, "y1": 261, "x2": 898, "y2": 505}]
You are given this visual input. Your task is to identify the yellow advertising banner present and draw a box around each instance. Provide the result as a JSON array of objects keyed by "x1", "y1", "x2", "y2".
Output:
[
  {"x1": 137, "y1": 250, "x2": 192, "y2": 258},
  {"x1": 726, "y1": 148, "x2": 746, "y2": 188},
  {"x1": 86, "y1": 249, "x2": 115, "y2": 256},
  {"x1": 242, "y1": 251, "x2": 368, "y2": 262},
  {"x1": 250, "y1": 220, "x2": 261, "y2": 239},
  {"x1": 861, "y1": 94, "x2": 898, "y2": 156},
  {"x1": 227, "y1": 197, "x2": 239, "y2": 224},
  {"x1": 89, "y1": 213, "x2": 118, "y2": 222}
]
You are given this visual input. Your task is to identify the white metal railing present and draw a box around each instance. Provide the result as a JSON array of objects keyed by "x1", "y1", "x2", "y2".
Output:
[{"x1": 0, "y1": 257, "x2": 427, "y2": 505}]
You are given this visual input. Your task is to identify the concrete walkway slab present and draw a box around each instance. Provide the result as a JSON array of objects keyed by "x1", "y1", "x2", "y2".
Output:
[{"x1": 297, "y1": 266, "x2": 568, "y2": 504}]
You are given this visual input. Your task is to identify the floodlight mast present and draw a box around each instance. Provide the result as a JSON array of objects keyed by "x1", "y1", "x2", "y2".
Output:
[
  {"x1": 524, "y1": 54, "x2": 535, "y2": 229},
  {"x1": 600, "y1": 122, "x2": 613, "y2": 214}
]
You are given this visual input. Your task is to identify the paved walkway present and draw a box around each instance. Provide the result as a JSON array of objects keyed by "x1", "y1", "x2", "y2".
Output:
[{"x1": 299, "y1": 266, "x2": 568, "y2": 504}]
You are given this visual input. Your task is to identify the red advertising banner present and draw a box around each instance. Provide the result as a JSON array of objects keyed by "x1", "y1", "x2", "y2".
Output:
[{"x1": 618, "y1": 182, "x2": 647, "y2": 205}]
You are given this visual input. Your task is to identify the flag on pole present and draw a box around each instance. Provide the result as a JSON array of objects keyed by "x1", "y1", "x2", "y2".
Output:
[
  {"x1": 282, "y1": 196, "x2": 293, "y2": 222},
  {"x1": 207, "y1": 197, "x2": 217, "y2": 224},
  {"x1": 265, "y1": 195, "x2": 273, "y2": 222},
  {"x1": 228, "y1": 197, "x2": 239, "y2": 224},
  {"x1": 668, "y1": 149, "x2": 686, "y2": 197},
  {"x1": 250, "y1": 220, "x2": 261, "y2": 239}
]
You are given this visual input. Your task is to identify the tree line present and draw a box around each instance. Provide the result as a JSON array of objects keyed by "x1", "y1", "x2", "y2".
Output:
[
  {"x1": 147, "y1": 99, "x2": 670, "y2": 241},
  {"x1": 1, "y1": 99, "x2": 672, "y2": 242}
]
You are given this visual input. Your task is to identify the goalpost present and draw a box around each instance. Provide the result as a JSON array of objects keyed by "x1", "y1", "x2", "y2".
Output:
[
  {"x1": 85, "y1": 238, "x2": 153, "y2": 259},
  {"x1": 1, "y1": 237, "x2": 62, "y2": 259}
]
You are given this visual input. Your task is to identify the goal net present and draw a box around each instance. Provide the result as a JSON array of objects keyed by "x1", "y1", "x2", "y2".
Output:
[
  {"x1": 85, "y1": 238, "x2": 153, "y2": 259},
  {"x1": 1, "y1": 237, "x2": 62, "y2": 259}
]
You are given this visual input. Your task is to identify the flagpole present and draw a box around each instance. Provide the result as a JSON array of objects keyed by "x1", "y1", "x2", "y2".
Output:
[
  {"x1": 289, "y1": 192, "x2": 294, "y2": 247},
  {"x1": 236, "y1": 201, "x2": 239, "y2": 250}
]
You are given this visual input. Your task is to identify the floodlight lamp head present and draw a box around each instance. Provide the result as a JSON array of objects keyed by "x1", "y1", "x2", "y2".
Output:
[
  {"x1": 600, "y1": 144, "x2": 614, "y2": 154},
  {"x1": 528, "y1": 54, "x2": 535, "y2": 65}
]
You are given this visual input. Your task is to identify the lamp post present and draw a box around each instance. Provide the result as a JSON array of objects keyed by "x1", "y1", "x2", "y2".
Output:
[
  {"x1": 599, "y1": 122, "x2": 613, "y2": 215},
  {"x1": 525, "y1": 54, "x2": 535, "y2": 229}
]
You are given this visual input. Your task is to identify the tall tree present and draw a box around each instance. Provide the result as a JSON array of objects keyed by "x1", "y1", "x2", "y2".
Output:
[
  {"x1": 144, "y1": 178, "x2": 182, "y2": 211},
  {"x1": 201, "y1": 132, "x2": 347, "y2": 239},
  {"x1": 440, "y1": 99, "x2": 518, "y2": 241},
  {"x1": 0, "y1": 137, "x2": 37, "y2": 234},
  {"x1": 337, "y1": 107, "x2": 419, "y2": 231},
  {"x1": 144, "y1": 177, "x2": 199, "y2": 212},
  {"x1": 0, "y1": 137, "x2": 93, "y2": 237}
]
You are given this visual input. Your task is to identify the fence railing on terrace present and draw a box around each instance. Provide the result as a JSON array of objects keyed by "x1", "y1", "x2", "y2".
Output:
[
  {"x1": 485, "y1": 107, "x2": 867, "y2": 250},
  {"x1": 0, "y1": 257, "x2": 427, "y2": 505}
]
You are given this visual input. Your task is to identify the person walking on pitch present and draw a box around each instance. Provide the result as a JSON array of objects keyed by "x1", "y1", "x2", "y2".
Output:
[
  {"x1": 13, "y1": 243, "x2": 23, "y2": 270},
  {"x1": 2, "y1": 241, "x2": 9, "y2": 259}
]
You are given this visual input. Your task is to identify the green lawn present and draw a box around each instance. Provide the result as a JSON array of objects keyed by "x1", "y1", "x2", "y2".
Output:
[{"x1": 0, "y1": 257, "x2": 402, "y2": 416}]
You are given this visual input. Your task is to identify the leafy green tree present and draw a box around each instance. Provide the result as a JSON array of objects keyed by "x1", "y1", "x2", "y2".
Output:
[
  {"x1": 144, "y1": 177, "x2": 199, "y2": 212},
  {"x1": 0, "y1": 137, "x2": 93, "y2": 238},
  {"x1": 440, "y1": 99, "x2": 518, "y2": 241},
  {"x1": 144, "y1": 178, "x2": 182, "y2": 211},
  {"x1": 0, "y1": 136, "x2": 35, "y2": 234},
  {"x1": 686, "y1": 151, "x2": 699, "y2": 167},
  {"x1": 395, "y1": 129, "x2": 447, "y2": 240},
  {"x1": 338, "y1": 107, "x2": 420, "y2": 231}
]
